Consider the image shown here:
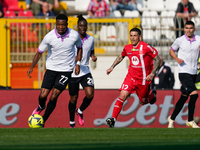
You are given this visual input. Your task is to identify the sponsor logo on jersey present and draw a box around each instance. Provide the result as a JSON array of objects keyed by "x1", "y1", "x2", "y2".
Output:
[
  {"x1": 131, "y1": 48, "x2": 139, "y2": 51},
  {"x1": 131, "y1": 56, "x2": 139, "y2": 65}
]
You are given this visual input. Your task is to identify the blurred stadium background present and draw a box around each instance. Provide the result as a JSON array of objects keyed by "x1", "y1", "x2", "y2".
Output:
[{"x1": 1, "y1": 0, "x2": 200, "y2": 89}]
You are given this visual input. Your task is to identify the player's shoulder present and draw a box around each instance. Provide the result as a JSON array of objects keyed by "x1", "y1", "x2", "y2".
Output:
[
  {"x1": 68, "y1": 28, "x2": 79, "y2": 35},
  {"x1": 43, "y1": 29, "x2": 55, "y2": 41},
  {"x1": 140, "y1": 41, "x2": 149, "y2": 47},
  {"x1": 195, "y1": 35, "x2": 200, "y2": 40},
  {"x1": 46, "y1": 29, "x2": 55, "y2": 36},
  {"x1": 86, "y1": 34, "x2": 94, "y2": 41},
  {"x1": 124, "y1": 44, "x2": 133, "y2": 48}
]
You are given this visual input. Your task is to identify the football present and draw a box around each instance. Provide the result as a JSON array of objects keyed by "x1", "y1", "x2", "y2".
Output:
[{"x1": 28, "y1": 114, "x2": 44, "y2": 128}]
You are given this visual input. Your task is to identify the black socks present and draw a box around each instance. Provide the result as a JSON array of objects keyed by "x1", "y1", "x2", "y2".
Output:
[
  {"x1": 188, "y1": 94, "x2": 198, "y2": 121},
  {"x1": 43, "y1": 99, "x2": 57, "y2": 123},
  {"x1": 69, "y1": 101, "x2": 76, "y2": 122},
  {"x1": 80, "y1": 96, "x2": 93, "y2": 112},
  {"x1": 171, "y1": 94, "x2": 188, "y2": 120}
]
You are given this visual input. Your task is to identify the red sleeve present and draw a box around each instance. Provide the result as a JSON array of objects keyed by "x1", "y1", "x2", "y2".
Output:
[
  {"x1": 146, "y1": 45, "x2": 158, "y2": 58},
  {"x1": 121, "y1": 46, "x2": 127, "y2": 57}
]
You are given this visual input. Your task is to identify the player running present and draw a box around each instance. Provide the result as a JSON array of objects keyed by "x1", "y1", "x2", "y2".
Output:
[
  {"x1": 68, "y1": 14, "x2": 97, "y2": 128},
  {"x1": 168, "y1": 21, "x2": 200, "y2": 128},
  {"x1": 106, "y1": 28, "x2": 161, "y2": 128},
  {"x1": 27, "y1": 14, "x2": 82, "y2": 126}
]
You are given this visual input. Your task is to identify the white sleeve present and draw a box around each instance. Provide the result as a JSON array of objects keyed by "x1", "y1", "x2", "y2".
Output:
[
  {"x1": 38, "y1": 34, "x2": 49, "y2": 53},
  {"x1": 75, "y1": 33, "x2": 82, "y2": 48},
  {"x1": 171, "y1": 38, "x2": 180, "y2": 51}
]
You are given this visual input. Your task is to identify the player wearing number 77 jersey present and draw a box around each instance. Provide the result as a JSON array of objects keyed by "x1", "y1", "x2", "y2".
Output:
[
  {"x1": 106, "y1": 28, "x2": 161, "y2": 128},
  {"x1": 27, "y1": 14, "x2": 83, "y2": 126}
]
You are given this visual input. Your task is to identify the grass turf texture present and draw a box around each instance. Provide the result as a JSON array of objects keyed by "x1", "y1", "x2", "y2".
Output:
[{"x1": 0, "y1": 128, "x2": 200, "y2": 150}]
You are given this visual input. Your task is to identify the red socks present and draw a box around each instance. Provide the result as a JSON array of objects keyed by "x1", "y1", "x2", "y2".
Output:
[
  {"x1": 147, "y1": 93, "x2": 154, "y2": 103},
  {"x1": 112, "y1": 98, "x2": 124, "y2": 119}
]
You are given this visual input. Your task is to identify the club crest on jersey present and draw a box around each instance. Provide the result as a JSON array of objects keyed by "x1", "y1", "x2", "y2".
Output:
[{"x1": 131, "y1": 48, "x2": 139, "y2": 51}]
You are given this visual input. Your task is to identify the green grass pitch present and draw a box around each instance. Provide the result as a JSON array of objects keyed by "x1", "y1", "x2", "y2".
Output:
[{"x1": 0, "y1": 128, "x2": 200, "y2": 150}]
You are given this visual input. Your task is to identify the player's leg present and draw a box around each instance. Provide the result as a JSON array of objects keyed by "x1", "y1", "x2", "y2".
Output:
[
  {"x1": 136, "y1": 85, "x2": 156, "y2": 105},
  {"x1": 77, "y1": 73, "x2": 94, "y2": 126},
  {"x1": 32, "y1": 70, "x2": 55, "y2": 115},
  {"x1": 68, "y1": 77, "x2": 80, "y2": 128},
  {"x1": 149, "y1": 90, "x2": 157, "y2": 104},
  {"x1": 42, "y1": 88, "x2": 62, "y2": 123},
  {"x1": 168, "y1": 73, "x2": 190, "y2": 128},
  {"x1": 106, "y1": 90, "x2": 129, "y2": 128},
  {"x1": 186, "y1": 90, "x2": 199, "y2": 128},
  {"x1": 69, "y1": 95, "x2": 78, "y2": 128},
  {"x1": 32, "y1": 88, "x2": 50, "y2": 115},
  {"x1": 186, "y1": 74, "x2": 199, "y2": 128},
  {"x1": 106, "y1": 76, "x2": 133, "y2": 127},
  {"x1": 42, "y1": 71, "x2": 72, "y2": 124}
]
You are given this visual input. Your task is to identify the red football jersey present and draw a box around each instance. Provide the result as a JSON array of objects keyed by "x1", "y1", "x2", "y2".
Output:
[{"x1": 121, "y1": 41, "x2": 158, "y2": 85}]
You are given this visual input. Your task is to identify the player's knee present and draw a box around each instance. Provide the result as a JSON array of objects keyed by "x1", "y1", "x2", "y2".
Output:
[
  {"x1": 40, "y1": 89, "x2": 49, "y2": 98},
  {"x1": 40, "y1": 93, "x2": 48, "y2": 99},
  {"x1": 86, "y1": 93, "x2": 94, "y2": 100},
  {"x1": 181, "y1": 86, "x2": 190, "y2": 96},
  {"x1": 50, "y1": 91, "x2": 60, "y2": 100},
  {"x1": 85, "y1": 88, "x2": 94, "y2": 99},
  {"x1": 70, "y1": 95, "x2": 78, "y2": 104},
  {"x1": 119, "y1": 95, "x2": 127, "y2": 101},
  {"x1": 51, "y1": 94, "x2": 58, "y2": 100}
]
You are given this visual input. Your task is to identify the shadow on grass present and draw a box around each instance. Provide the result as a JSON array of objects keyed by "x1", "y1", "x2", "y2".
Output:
[{"x1": 1, "y1": 143, "x2": 200, "y2": 150}]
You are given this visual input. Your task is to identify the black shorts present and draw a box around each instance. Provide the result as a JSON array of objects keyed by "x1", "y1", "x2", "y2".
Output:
[
  {"x1": 179, "y1": 73, "x2": 197, "y2": 95},
  {"x1": 41, "y1": 69, "x2": 72, "y2": 92},
  {"x1": 69, "y1": 73, "x2": 94, "y2": 96}
]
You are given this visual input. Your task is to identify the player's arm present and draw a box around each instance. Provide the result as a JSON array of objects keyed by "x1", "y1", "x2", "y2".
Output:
[
  {"x1": 27, "y1": 51, "x2": 42, "y2": 79},
  {"x1": 106, "y1": 54, "x2": 125, "y2": 75},
  {"x1": 146, "y1": 55, "x2": 161, "y2": 81},
  {"x1": 169, "y1": 49, "x2": 184, "y2": 64},
  {"x1": 90, "y1": 50, "x2": 97, "y2": 62},
  {"x1": 75, "y1": 47, "x2": 82, "y2": 75}
]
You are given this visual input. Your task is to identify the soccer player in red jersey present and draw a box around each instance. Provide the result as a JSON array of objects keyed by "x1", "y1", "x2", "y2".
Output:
[{"x1": 106, "y1": 28, "x2": 161, "y2": 127}]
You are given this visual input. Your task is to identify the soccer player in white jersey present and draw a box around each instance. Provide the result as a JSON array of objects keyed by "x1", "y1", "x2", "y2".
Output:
[
  {"x1": 27, "y1": 14, "x2": 83, "y2": 126},
  {"x1": 168, "y1": 21, "x2": 200, "y2": 128},
  {"x1": 106, "y1": 28, "x2": 161, "y2": 127},
  {"x1": 68, "y1": 15, "x2": 97, "y2": 128}
]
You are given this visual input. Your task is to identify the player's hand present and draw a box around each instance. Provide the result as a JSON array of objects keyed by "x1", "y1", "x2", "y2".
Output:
[
  {"x1": 177, "y1": 58, "x2": 184, "y2": 64},
  {"x1": 106, "y1": 67, "x2": 113, "y2": 75},
  {"x1": 75, "y1": 65, "x2": 80, "y2": 75},
  {"x1": 27, "y1": 68, "x2": 33, "y2": 79},
  {"x1": 91, "y1": 55, "x2": 97, "y2": 62},
  {"x1": 146, "y1": 73, "x2": 154, "y2": 81}
]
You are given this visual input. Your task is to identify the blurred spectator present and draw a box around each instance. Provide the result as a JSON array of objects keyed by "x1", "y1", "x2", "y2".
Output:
[
  {"x1": 175, "y1": 0, "x2": 197, "y2": 37},
  {"x1": 26, "y1": 0, "x2": 31, "y2": 9},
  {"x1": 34, "y1": 2, "x2": 55, "y2": 36},
  {"x1": 151, "y1": 55, "x2": 175, "y2": 90},
  {"x1": 37, "y1": 2, "x2": 55, "y2": 17},
  {"x1": 110, "y1": 0, "x2": 137, "y2": 11},
  {"x1": 0, "y1": 2, "x2": 4, "y2": 18},
  {"x1": 87, "y1": 0, "x2": 110, "y2": 17},
  {"x1": 31, "y1": 0, "x2": 59, "y2": 16}
]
